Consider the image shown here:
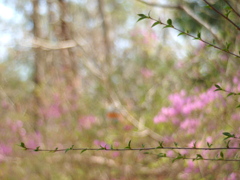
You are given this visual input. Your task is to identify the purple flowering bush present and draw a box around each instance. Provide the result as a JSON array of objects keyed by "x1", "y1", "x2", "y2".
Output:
[{"x1": 0, "y1": 1, "x2": 240, "y2": 179}]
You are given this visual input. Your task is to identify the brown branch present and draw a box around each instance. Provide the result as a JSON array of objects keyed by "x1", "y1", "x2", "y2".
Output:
[
  {"x1": 202, "y1": 0, "x2": 240, "y2": 31},
  {"x1": 147, "y1": 16, "x2": 240, "y2": 58},
  {"x1": 137, "y1": 0, "x2": 221, "y2": 43},
  {"x1": 223, "y1": 0, "x2": 240, "y2": 18}
]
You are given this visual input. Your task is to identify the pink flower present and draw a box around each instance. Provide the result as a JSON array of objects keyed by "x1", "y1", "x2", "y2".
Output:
[
  {"x1": 1, "y1": 100, "x2": 9, "y2": 109},
  {"x1": 94, "y1": 140, "x2": 110, "y2": 149},
  {"x1": 78, "y1": 116, "x2": 97, "y2": 129},
  {"x1": 227, "y1": 173, "x2": 237, "y2": 180},
  {"x1": 123, "y1": 125, "x2": 133, "y2": 131},
  {"x1": 25, "y1": 132, "x2": 42, "y2": 148},
  {"x1": 166, "y1": 150, "x2": 174, "y2": 157},
  {"x1": 188, "y1": 141, "x2": 198, "y2": 148},
  {"x1": 153, "y1": 114, "x2": 167, "y2": 123},
  {"x1": 45, "y1": 104, "x2": 62, "y2": 119},
  {"x1": 161, "y1": 107, "x2": 177, "y2": 117},
  {"x1": 0, "y1": 144, "x2": 12, "y2": 155},
  {"x1": 112, "y1": 152, "x2": 120, "y2": 158},
  {"x1": 206, "y1": 136, "x2": 213, "y2": 144},
  {"x1": 180, "y1": 119, "x2": 200, "y2": 134},
  {"x1": 184, "y1": 160, "x2": 199, "y2": 173},
  {"x1": 141, "y1": 68, "x2": 153, "y2": 78}
]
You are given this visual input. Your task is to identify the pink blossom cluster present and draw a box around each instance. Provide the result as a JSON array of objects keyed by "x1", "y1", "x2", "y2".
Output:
[
  {"x1": 141, "y1": 68, "x2": 154, "y2": 78},
  {"x1": 40, "y1": 94, "x2": 63, "y2": 119},
  {"x1": 78, "y1": 115, "x2": 97, "y2": 129},
  {"x1": 93, "y1": 140, "x2": 110, "y2": 149},
  {"x1": 154, "y1": 86, "x2": 222, "y2": 133}
]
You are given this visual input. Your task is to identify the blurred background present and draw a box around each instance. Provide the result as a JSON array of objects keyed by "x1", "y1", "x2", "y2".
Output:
[{"x1": 0, "y1": 0, "x2": 239, "y2": 179}]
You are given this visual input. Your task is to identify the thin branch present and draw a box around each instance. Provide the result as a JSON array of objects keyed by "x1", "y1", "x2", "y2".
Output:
[
  {"x1": 137, "y1": 0, "x2": 221, "y2": 42},
  {"x1": 223, "y1": 0, "x2": 240, "y2": 18},
  {"x1": 20, "y1": 145, "x2": 240, "y2": 162},
  {"x1": 26, "y1": 146, "x2": 240, "y2": 152},
  {"x1": 202, "y1": 0, "x2": 240, "y2": 31},
  {"x1": 147, "y1": 16, "x2": 240, "y2": 58},
  {"x1": 110, "y1": 90, "x2": 164, "y2": 141}
]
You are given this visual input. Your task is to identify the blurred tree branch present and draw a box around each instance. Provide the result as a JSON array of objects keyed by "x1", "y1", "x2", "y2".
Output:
[{"x1": 31, "y1": 38, "x2": 77, "y2": 50}]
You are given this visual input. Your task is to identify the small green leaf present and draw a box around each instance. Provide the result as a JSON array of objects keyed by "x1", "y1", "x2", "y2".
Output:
[
  {"x1": 178, "y1": 32, "x2": 186, "y2": 36},
  {"x1": 157, "y1": 153, "x2": 166, "y2": 157},
  {"x1": 236, "y1": 104, "x2": 240, "y2": 108},
  {"x1": 204, "y1": 5, "x2": 211, "y2": 9},
  {"x1": 227, "y1": 92, "x2": 236, "y2": 97},
  {"x1": 167, "y1": 19, "x2": 172, "y2": 26},
  {"x1": 194, "y1": 32, "x2": 201, "y2": 40},
  {"x1": 50, "y1": 147, "x2": 58, "y2": 152},
  {"x1": 225, "y1": 11, "x2": 231, "y2": 18},
  {"x1": 137, "y1": 17, "x2": 147, "y2": 22},
  {"x1": 207, "y1": 142, "x2": 213, "y2": 148},
  {"x1": 220, "y1": 151, "x2": 224, "y2": 159},
  {"x1": 163, "y1": 25, "x2": 172, "y2": 28},
  {"x1": 157, "y1": 141, "x2": 164, "y2": 148},
  {"x1": 138, "y1": 14, "x2": 147, "y2": 18},
  {"x1": 34, "y1": 146, "x2": 40, "y2": 151},
  {"x1": 163, "y1": 19, "x2": 173, "y2": 28},
  {"x1": 223, "y1": 132, "x2": 231, "y2": 136},
  {"x1": 143, "y1": 152, "x2": 150, "y2": 154},
  {"x1": 19, "y1": 142, "x2": 26, "y2": 148},
  {"x1": 214, "y1": 84, "x2": 222, "y2": 91},
  {"x1": 65, "y1": 148, "x2": 70, "y2": 153},
  {"x1": 225, "y1": 42, "x2": 231, "y2": 52},
  {"x1": 226, "y1": 140, "x2": 231, "y2": 148},
  {"x1": 193, "y1": 154, "x2": 204, "y2": 161},
  {"x1": 19, "y1": 142, "x2": 27, "y2": 150},
  {"x1": 174, "y1": 142, "x2": 178, "y2": 147},
  {"x1": 151, "y1": 21, "x2": 160, "y2": 28},
  {"x1": 224, "y1": 6, "x2": 231, "y2": 11},
  {"x1": 197, "y1": 32, "x2": 201, "y2": 39},
  {"x1": 81, "y1": 149, "x2": 87, "y2": 154},
  {"x1": 65, "y1": 145, "x2": 74, "y2": 153},
  {"x1": 223, "y1": 132, "x2": 236, "y2": 140},
  {"x1": 99, "y1": 145, "x2": 107, "y2": 150},
  {"x1": 125, "y1": 140, "x2": 132, "y2": 149},
  {"x1": 172, "y1": 153, "x2": 185, "y2": 163}
]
